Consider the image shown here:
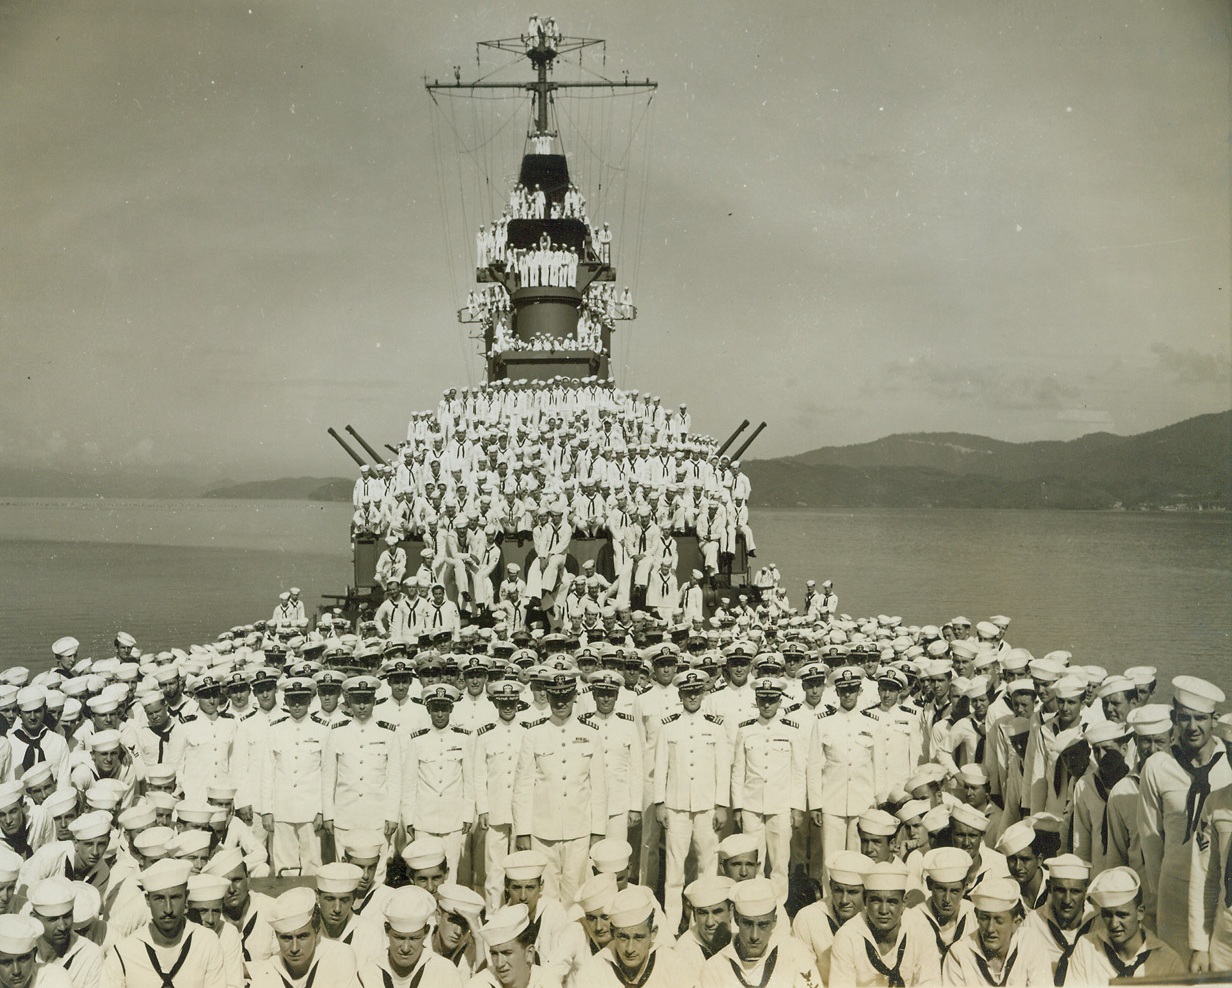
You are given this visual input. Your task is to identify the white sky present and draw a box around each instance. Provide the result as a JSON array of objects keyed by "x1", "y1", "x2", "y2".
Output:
[{"x1": 3, "y1": 0, "x2": 1229, "y2": 480}]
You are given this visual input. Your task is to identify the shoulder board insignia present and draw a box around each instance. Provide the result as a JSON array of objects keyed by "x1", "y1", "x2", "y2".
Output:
[
  {"x1": 180, "y1": 714, "x2": 198, "y2": 724},
  {"x1": 739, "y1": 718, "x2": 757, "y2": 728},
  {"x1": 269, "y1": 715, "x2": 290, "y2": 726},
  {"x1": 781, "y1": 718, "x2": 798, "y2": 729},
  {"x1": 475, "y1": 723, "x2": 495, "y2": 736},
  {"x1": 661, "y1": 713, "x2": 680, "y2": 725},
  {"x1": 238, "y1": 709, "x2": 257, "y2": 721},
  {"x1": 451, "y1": 726, "x2": 471, "y2": 735},
  {"x1": 578, "y1": 711, "x2": 594, "y2": 721},
  {"x1": 635, "y1": 684, "x2": 652, "y2": 695},
  {"x1": 704, "y1": 713, "x2": 724, "y2": 725},
  {"x1": 310, "y1": 713, "x2": 330, "y2": 725},
  {"x1": 218, "y1": 712, "x2": 235, "y2": 719},
  {"x1": 579, "y1": 718, "x2": 599, "y2": 730},
  {"x1": 411, "y1": 697, "x2": 425, "y2": 705},
  {"x1": 783, "y1": 701, "x2": 802, "y2": 714},
  {"x1": 374, "y1": 696, "x2": 389, "y2": 705},
  {"x1": 525, "y1": 717, "x2": 549, "y2": 728},
  {"x1": 376, "y1": 721, "x2": 397, "y2": 731},
  {"x1": 862, "y1": 708, "x2": 878, "y2": 719},
  {"x1": 408, "y1": 728, "x2": 430, "y2": 739},
  {"x1": 899, "y1": 704, "x2": 917, "y2": 713},
  {"x1": 617, "y1": 711, "x2": 635, "y2": 722},
  {"x1": 331, "y1": 719, "x2": 352, "y2": 729}
]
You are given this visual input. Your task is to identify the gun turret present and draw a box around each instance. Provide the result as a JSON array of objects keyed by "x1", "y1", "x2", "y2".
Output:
[
  {"x1": 730, "y1": 421, "x2": 766, "y2": 461},
  {"x1": 328, "y1": 427, "x2": 368, "y2": 468},
  {"x1": 716, "y1": 420, "x2": 750, "y2": 458},
  {"x1": 345, "y1": 425, "x2": 388, "y2": 466}
]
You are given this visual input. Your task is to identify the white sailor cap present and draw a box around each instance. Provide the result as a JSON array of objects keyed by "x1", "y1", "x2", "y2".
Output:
[
  {"x1": 718, "y1": 833, "x2": 760, "y2": 860},
  {"x1": 479, "y1": 904, "x2": 531, "y2": 948},
  {"x1": 340, "y1": 830, "x2": 385, "y2": 863},
  {"x1": 52, "y1": 637, "x2": 79, "y2": 657},
  {"x1": 1087, "y1": 866, "x2": 1140, "y2": 908},
  {"x1": 165, "y1": 830, "x2": 210, "y2": 861},
  {"x1": 1028, "y1": 659, "x2": 1065, "y2": 682},
  {"x1": 857, "y1": 809, "x2": 899, "y2": 838},
  {"x1": 1051, "y1": 675, "x2": 1086, "y2": 700},
  {"x1": 383, "y1": 886, "x2": 437, "y2": 934},
  {"x1": 42, "y1": 788, "x2": 78, "y2": 819},
  {"x1": 572, "y1": 872, "x2": 616, "y2": 915},
  {"x1": 1172, "y1": 675, "x2": 1225, "y2": 714},
  {"x1": 950, "y1": 802, "x2": 991, "y2": 834},
  {"x1": 970, "y1": 877, "x2": 1021, "y2": 914},
  {"x1": 117, "y1": 803, "x2": 157, "y2": 833},
  {"x1": 956, "y1": 763, "x2": 989, "y2": 787},
  {"x1": 921, "y1": 847, "x2": 973, "y2": 884},
  {"x1": 0, "y1": 848, "x2": 20, "y2": 885},
  {"x1": 863, "y1": 861, "x2": 910, "y2": 892},
  {"x1": 15, "y1": 686, "x2": 46, "y2": 711},
  {"x1": 975, "y1": 621, "x2": 1000, "y2": 639},
  {"x1": 1124, "y1": 665, "x2": 1157, "y2": 687},
  {"x1": 270, "y1": 886, "x2": 317, "y2": 934},
  {"x1": 68, "y1": 810, "x2": 112, "y2": 842},
  {"x1": 502, "y1": 850, "x2": 548, "y2": 882},
  {"x1": 0, "y1": 781, "x2": 27, "y2": 812},
  {"x1": 1126, "y1": 703, "x2": 1172, "y2": 737},
  {"x1": 316, "y1": 862, "x2": 363, "y2": 895},
  {"x1": 995, "y1": 820, "x2": 1036, "y2": 857},
  {"x1": 895, "y1": 799, "x2": 931, "y2": 823},
  {"x1": 175, "y1": 801, "x2": 215, "y2": 826},
  {"x1": 140, "y1": 859, "x2": 192, "y2": 894},
  {"x1": 609, "y1": 885, "x2": 657, "y2": 929},
  {"x1": 589, "y1": 839, "x2": 632, "y2": 875},
  {"x1": 27, "y1": 877, "x2": 75, "y2": 918},
  {"x1": 20, "y1": 762, "x2": 53, "y2": 790},
  {"x1": 0, "y1": 914, "x2": 43, "y2": 956},
  {"x1": 684, "y1": 874, "x2": 734, "y2": 910},
  {"x1": 1085, "y1": 721, "x2": 1130, "y2": 746},
  {"x1": 115, "y1": 632, "x2": 136, "y2": 649},
  {"x1": 827, "y1": 851, "x2": 874, "y2": 887},
  {"x1": 1095, "y1": 675, "x2": 1136, "y2": 699},
  {"x1": 87, "y1": 729, "x2": 122, "y2": 753},
  {"x1": 1043, "y1": 853, "x2": 1091, "y2": 882},
  {"x1": 187, "y1": 873, "x2": 230, "y2": 904},
  {"x1": 905, "y1": 763, "x2": 948, "y2": 794},
  {"x1": 436, "y1": 883, "x2": 484, "y2": 928},
  {"x1": 729, "y1": 877, "x2": 777, "y2": 917}
]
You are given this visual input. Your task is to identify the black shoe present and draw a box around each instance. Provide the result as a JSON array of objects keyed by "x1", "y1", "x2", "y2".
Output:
[{"x1": 747, "y1": 549, "x2": 757, "y2": 558}]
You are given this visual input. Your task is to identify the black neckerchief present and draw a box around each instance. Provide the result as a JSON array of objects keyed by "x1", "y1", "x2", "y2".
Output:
[
  {"x1": 863, "y1": 935, "x2": 908, "y2": 987},
  {"x1": 144, "y1": 932, "x2": 194, "y2": 988},
  {"x1": 12, "y1": 727, "x2": 46, "y2": 772},
  {"x1": 1046, "y1": 916, "x2": 1094, "y2": 986},
  {"x1": 279, "y1": 956, "x2": 319, "y2": 988},
  {"x1": 1171, "y1": 744, "x2": 1224, "y2": 844},
  {"x1": 921, "y1": 908, "x2": 966, "y2": 959},
  {"x1": 240, "y1": 910, "x2": 259, "y2": 962},
  {"x1": 1101, "y1": 938, "x2": 1151, "y2": 979},
  {"x1": 727, "y1": 945, "x2": 778, "y2": 988},
  {"x1": 975, "y1": 946, "x2": 1019, "y2": 986},
  {"x1": 606, "y1": 949, "x2": 657, "y2": 988}
]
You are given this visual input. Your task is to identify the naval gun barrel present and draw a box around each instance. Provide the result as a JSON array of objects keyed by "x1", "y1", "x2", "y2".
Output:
[
  {"x1": 327, "y1": 428, "x2": 368, "y2": 468},
  {"x1": 729, "y1": 422, "x2": 767, "y2": 461},
  {"x1": 715, "y1": 420, "x2": 750, "y2": 458},
  {"x1": 345, "y1": 425, "x2": 388, "y2": 466}
]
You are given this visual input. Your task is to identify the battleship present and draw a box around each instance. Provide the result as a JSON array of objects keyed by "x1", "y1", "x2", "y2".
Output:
[{"x1": 321, "y1": 19, "x2": 766, "y2": 635}]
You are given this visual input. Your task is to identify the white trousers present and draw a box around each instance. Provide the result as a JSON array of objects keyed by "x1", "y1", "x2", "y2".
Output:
[
  {"x1": 741, "y1": 810, "x2": 792, "y2": 904},
  {"x1": 823, "y1": 813, "x2": 861, "y2": 860},
  {"x1": 663, "y1": 808, "x2": 718, "y2": 933},
  {"x1": 271, "y1": 821, "x2": 320, "y2": 878},
  {"x1": 484, "y1": 823, "x2": 513, "y2": 911},
  {"x1": 531, "y1": 834, "x2": 590, "y2": 905},
  {"x1": 420, "y1": 829, "x2": 465, "y2": 884}
]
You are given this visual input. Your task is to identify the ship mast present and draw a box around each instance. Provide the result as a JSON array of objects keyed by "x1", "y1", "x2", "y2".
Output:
[{"x1": 426, "y1": 19, "x2": 656, "y2": 384}]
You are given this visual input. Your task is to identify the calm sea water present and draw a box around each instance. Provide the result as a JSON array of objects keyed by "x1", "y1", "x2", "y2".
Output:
[{"x1": 0, "y1": 499, "x2": 1228, "y2": 689}]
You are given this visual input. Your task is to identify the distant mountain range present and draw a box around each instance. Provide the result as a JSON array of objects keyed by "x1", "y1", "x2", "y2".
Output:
[
  {"x1": 2, "y1": 411, "x2": 1226, "y2": 510},
  {"x1": 745, "y1": 410, "x2": 1230, "y2": 510}
]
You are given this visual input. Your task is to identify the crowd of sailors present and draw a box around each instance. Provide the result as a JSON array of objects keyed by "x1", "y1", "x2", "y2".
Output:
[
  {"x1": 7, "y1": 598, "x2": 1230, "y2": 986},
  {"x1": 352, "y1": 379, "x2": 755, "y2": 627},
  {"x1": 475, "y1": 203, "x2": 612, "y2": 275}
]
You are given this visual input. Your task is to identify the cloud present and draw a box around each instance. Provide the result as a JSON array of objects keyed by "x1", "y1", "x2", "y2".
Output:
[
  {"x1": 874, "y1": 356, "x2": 1082, "y2": 411},
  {"x1": 1150, "y1": 344, "x2": 1232, "y2": 387}
]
